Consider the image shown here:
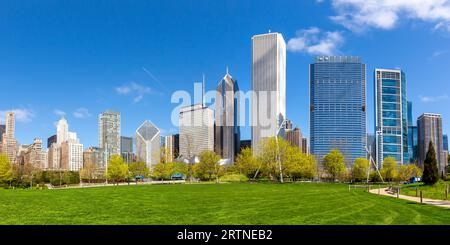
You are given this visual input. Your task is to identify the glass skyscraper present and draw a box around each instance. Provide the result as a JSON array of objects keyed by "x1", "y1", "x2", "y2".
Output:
[
  {"x1": 310, "y1": 56, "x2": 366, "y2": 167},
  {"x1": 407, "y1": 101, "x2": 418, "y2": 163},
  {"x1": 375, "y1": 69, "x2": 408, "y2": 168}
]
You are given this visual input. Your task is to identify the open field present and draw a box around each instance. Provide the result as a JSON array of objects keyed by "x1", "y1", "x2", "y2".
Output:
[
  {"x1": 1, "y1": 183, "x2": 450, "y2": 225},
  {"x1": 401, "y1": 181, "x2": 450, "y2": 200}
]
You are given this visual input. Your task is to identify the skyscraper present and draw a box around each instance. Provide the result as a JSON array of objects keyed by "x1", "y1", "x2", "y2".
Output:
[
  {"x1": 179, "y1": 104, "x2": 214, "y2": 159},
  {"x1": 56, "y1": 117, "x2": 69, "y2": 146},
  {"x1": 0, "y1": 124, "x2": 5, "y2": 142},
  {"x1": 443, "y1": 134, "x2": 448, "y2": 152},
  {"x1": 375, "y1": 69, "x2": 408, "y2": 167},
  {"x1": 99, "y1": 110, "x2": 121, "y2": 159},
  {"x1": 47, "y1": 135, "x2": 57, "y2": 149},
  {"x1": 286, "y1": 127, "x2": 302, "y2": 150},
  {"x1": 251, "y1": 32, "x2": 286, "y2": 155},
  {"x1": 417, "y1": 113, "x2": 446, "y2": 175},
  {"x1": 310, "y1": 56, "x2": 366, "y2": 167},
  {"x1": 120, "y1": 136, "x2": 134, "y2": 164},
  {"x1": 136, "y1": 120, "x2": 161, "y2": 168},
  {"x1": 215, "y1": 70, "x2": 240, "y2": 163},
  {"x1": 2, "y1": 112, "x2": 17, "y2": 164},
  {"x1": 407, "y1": 101, "x2": 418, "y2": 163}
]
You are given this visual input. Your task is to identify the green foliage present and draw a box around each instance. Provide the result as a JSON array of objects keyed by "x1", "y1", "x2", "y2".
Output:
[
  {"x1": 352, "y1": 158, "x2": 370, "y2": 182},
  {"x1": 381, "y1": 157, "x2": 398, "y2": 182},
  {"x1": 129, "y1": 162, "x2": 149, "y2": 178},
  {"x1": 284, "y1": 146, "x2": 317, "y2": 180},
  {"x1": 369, "y1": 171, "x2": 382, "y2": 183},
  {"x1": 257, "y1": 137, "x2": 290, "y2": 181},
  {"x1": 423, "y1": 141, "x2": 439, "y2": 185},
  {"x1": 234, "y1": 147, "x2": 260, "y2": 178},
  {"x1": 193, "y1": 151, "x2": 222, "y2": 181},
  {"x1": 151, "y1": 162, "x2": 188, "y2": 180},
  {"x1": 106, "y1": 155, "x2": 128, "y2": 184},
  {"x1": 322, "y1": 149, "x2": 346, "y2": 181},
  {"x1": 397, "y1": 164, "x2": 422, "y2": 182},
  {"x1": 219, "y1": 174, "x2": 249, "y2": 183},
  {"x1": 0, "y1": 154, "x2": 13, "y2": 184}
]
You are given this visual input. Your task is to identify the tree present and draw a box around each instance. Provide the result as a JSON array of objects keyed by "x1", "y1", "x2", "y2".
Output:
[
  {"x1": 106, "y1": 155, "x2": 128, "y2": 185},
  {"x1": 284, "y1": 146, "x2": 317, "y2": 180},
  {"x1": 22, "y1": 162, "x2": 40, "y2": 188},
  {"x1": 381, "y1": 157, "x2": 398, "y2": 182},
  {"x1": 80, "y1": 162, "x2": 97, "y2": 183},
  {"x1": 129, "y1": 162, "x2": 149, "y2": 180},
  {"x1": 193, "y1": 151, "x2": 221, "y2": 182},
  {"x1": 151, "y1": 162, "x2": 188, "y2": 180},
  {"x1": 323, "y1": 149, "x2": 346, "y2": 181},
  {"x1": 397, "y1": 164, "x2": 422, "y2": 182},
  {"x1": 0, "y1": 154, "x2": 13, "y2": 186},
  {"x1": 257, "y1": 137, "x2": 290, "y2": 181},
  {"x1": 352, "y1": 158, "x2": 370, "y2": 182},
  {"x1": 422, "y1": 141, "x2": 439, "y2": 185},
  {"x1": 234, "y1": 147, "x2": 260, "y2": 178}
]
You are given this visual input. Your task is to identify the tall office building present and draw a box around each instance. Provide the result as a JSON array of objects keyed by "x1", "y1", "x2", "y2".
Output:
[
  {"x1": 251, "y1": 32, "x2": 286, "y2": 155},
  {"x1": 301, "y1": 138, "x2": 309, "y2": 155},
  {"x1": 56, "y1": 117, "x2": 69, "y2": 146},
  {"x1": 83, "y1": 147, "x2": 105, "y2": 168},
  {"x1": 23, "y1": 138, "x2": 46, "y2": 169},
  {"x1": 60, "y1": 132, "x2": 83, "y2": 171},
  {"x1": 47, "y1": 135, "x2": 57, "y2": 149},
  {"x1": 136, "y1": 120, "x2": 161, "y2": 168},
  {"x1": 286, "y1": 127, "x2": 303, "y2": 150},
  {"x1": 163, "y1": 135, "x2": 174, "y2": 163},
  {"x1": 215, "y1": 70, "x2": 240, "y2": 163},
  {"x1": 407, "y1": 101, "x2": 418, "y2": 163},
  {"x1": 417, "y1": 113, "x2": 446, "y2": 175},
  {"x1": 310, "y1": 56, "x2": 366, "y2": 167},
  {"x1": 99, "y1": 110, "x2": 121, "y2": 159},
  {"x1": 0, "y1": 124, "x2": 5, "y2": 153},
  {"x1": 2, "y1": 112, "x2": 17, "y2": 164},
  {"x1": 179, "y1": 104, "x2": 214, "y2": 159},
  {"x1": 443, "y1": 134, "x2": 448, "y2": 152},
  {"x1": 120, "y1": 136, "x2": 134, "y2": 164},
  {"x1": 375, "y1": 69, "x2": 408, "y2": 167}
]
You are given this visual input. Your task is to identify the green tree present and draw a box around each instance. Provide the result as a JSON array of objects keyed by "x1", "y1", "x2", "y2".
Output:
[
  {"x1": 257, "y1": 137, "x2": 290, "y2": 181},
  {"x1": 397, "y1": 164, "x2": 422, "y2": 182},
  {"x1": 323, "y1": 149, "x2": 346, "y2": 181},
  {"x1": 129, "y1": 162, "x2": 149, "y2": 179},
  {"x1": 80, "y1": 162, "x2": 97, "y2": 183},
  {"x1": 234, "y1": 147, "x2": 260, "y2": 178},
  {"x1": 151, "y1": 162, "x2": 172, "y2": 180},
  {"x1": 284, "y1": 146, "x2": 317, "y2": 180},
  {"x1": 352, "y1": 158, "x2": 370, "y2": 182},
  {"x1": 106, "y1": 155, "x2": 128, "y2": 185},
  {"x1": 0, "y1": 154, "x2": 13, "y2": 186},
  {"x1": 422, "y1": 141, "x2": 439, "y2": 185},
  {"x1": 381, "y1": 157, "x2": 398, "y2": 182},
  {"x1": 193, "y1": 151, "x2": 222, "y2": 182}
]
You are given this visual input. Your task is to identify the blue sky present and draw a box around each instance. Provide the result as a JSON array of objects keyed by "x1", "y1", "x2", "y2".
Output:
[{"x1": 1, "y1": 0, "x2": 450, "y2": 148}]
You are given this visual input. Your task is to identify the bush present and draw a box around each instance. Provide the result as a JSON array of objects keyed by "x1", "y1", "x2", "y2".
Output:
[{"x1": 219, "y1": 174, "x2": 249, "y2": 183}]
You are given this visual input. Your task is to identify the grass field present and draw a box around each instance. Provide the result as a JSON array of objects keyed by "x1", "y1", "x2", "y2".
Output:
[
  {"x1": 1, "y1": 183, "x2": 450, "y2": 225},
  {"x1": 401, "y1": 181, "x2": 450, "y2": 200}
]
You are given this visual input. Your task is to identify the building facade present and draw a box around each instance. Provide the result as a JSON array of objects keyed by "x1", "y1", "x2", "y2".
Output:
[
  {"x1": 23, "y1": 138, "x2": 46, "y2": 169},
  {"x1": 2, "y1": 112, "x2": 17, "y2": 164},
  {"x1": 310, "y1": 56, "x2": 366, "y2": 167},
  {"x1": 99, "y1": 110, "x2": 121, "y2": 159},
  {"x1": 60, "y1": 137, "x2": 84, "y2": 171},
  {"x1": 120, "y1": 136, "x2": 134, "y2": 164},
  {"x1": 301, "y1": 138, "x2": 309, "y2": 155},
  {"x1": 286, "y1": 127, "x2": 302, "y2": 150},
  {"x1": 83, "y1": 147, "x2": 105, "y2": 168},
  {"x1": 417, "y1": 113, "x2": 446, "y2": 175},
  {"x1": 47, "y1": 135, "x2": 57, "y2": 149},
  {"x1": 215, "y1": 71, "x2": 240, "y2": 163},
  {"x1": 407, "y1": 101, "x2": 418, "y2": 163},
  {"x1": 251, "y1": 32, "x2": 286, "y2": 155},
  {"x1": 375, "y1": 69, "x2": 408, "y2": 167},
  {"x1": 179, "y1": 104, "x2": 214, "y2": 159},
  {"x1": 136, "y1": 120, "x2": 161, "y2": 168}
]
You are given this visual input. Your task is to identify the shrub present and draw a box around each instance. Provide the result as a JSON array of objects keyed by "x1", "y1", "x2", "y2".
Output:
[{"x1": 219, "y1": 174, "x2": 249, "y2": 183}]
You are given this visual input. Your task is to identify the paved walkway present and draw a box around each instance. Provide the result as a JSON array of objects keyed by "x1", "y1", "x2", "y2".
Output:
[{"x1": 369, "y1": 187, "x2": 450, "y2": 209}]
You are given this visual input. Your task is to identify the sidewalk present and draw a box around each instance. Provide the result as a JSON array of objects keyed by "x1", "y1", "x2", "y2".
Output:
[{"x1": 369, "y1": 188, "x2": 450, "y2": 209}]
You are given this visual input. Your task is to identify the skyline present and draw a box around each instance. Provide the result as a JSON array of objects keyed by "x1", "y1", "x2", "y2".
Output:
[{"x1": 1, "y1": 0, "x2": 450, "y2": 148}]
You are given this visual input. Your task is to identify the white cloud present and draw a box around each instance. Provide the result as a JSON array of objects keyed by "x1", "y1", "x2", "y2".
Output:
[
  {"x1": 419, "y1": 94, "x2": 449, "y2": 103},
  {"x1": 0, "y1": 109, "x2": 35, "y2": 124},
  {"x1": 115, "y1": 82, "x2": 152, "y2": 103},
  {"x1": 431, "y1": 50, "x2": 449, "y2": 58},
  {"x1": 73, "y1": 107, "x2": 91, "y2": 119},
  {"x1": 331, "y1": 0, "x2": 450, "y2": 32},
  {"x1": 53, "y1": 109, "x2": 66, "y2": 117},
  {"x1": 287, "y1": 27, "x2": 344, "y2": 55}
]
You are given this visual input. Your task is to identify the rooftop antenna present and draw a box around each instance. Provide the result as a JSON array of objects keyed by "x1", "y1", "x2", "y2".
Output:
[
  {"x1": 268, "y1": 29, "x2": 271, "y2": 33},
  {"x1": 226, "y1": 66, "x2": 229, "y2": 75}
]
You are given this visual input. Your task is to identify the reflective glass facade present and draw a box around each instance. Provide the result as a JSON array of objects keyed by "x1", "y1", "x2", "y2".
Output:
[
  {"x1": 375, "y1": 69, "x2": 408, "y2": 167},
  {"x1": 310, "y1": 56, "x2": 366, "y2": 167}
]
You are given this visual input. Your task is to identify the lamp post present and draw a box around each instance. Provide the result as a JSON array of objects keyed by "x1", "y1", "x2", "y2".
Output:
[{"x1": 276, "y1": 119, "x2": 288, "y2": 183}]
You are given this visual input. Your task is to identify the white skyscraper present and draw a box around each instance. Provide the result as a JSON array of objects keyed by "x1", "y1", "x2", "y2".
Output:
[
  {"x1": 53, "y1": 117, "x2": 83, "y2": 171},
  {"x1": 99, "y1": 110, "x2": 121, "y2": 158},
  {"x1": 2, "y1": 112, "x2": 17, "y2": 164},
  {"x1": 136, "y1": 120, "x2": 161, "y2": 168},
  {"x1": 56, "y1": 117, "x2": 69, "y2": 146},
  {"x1": 251, "y1": 32, "x2": 286, "y2": 154},
  {"x1": 179, "y1": 104, "x2": 214, "y2": 159}
]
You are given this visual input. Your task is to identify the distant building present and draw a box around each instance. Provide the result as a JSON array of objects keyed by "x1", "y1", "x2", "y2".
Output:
[
  {"x1": 120, "y1": 136, "x2": 134, "y2": 164},
  {"x1": 375, "y1": 69, "x2": 408, "y2": 167},
  {"x1": 60, "y1": 136, "x2": 83, "y2": 171},
  {"x1": 443, "y1": 134, "x2": 448, "y2": 152},
  {"x1": 215, "y1": 70, "x2": 240, "y2": 163},
  {"x1": 1, "y1": 112, "x2": 17, "y2": 164},
  {"x1": 310, "y1": 56, "x2": 366, "y2": 167},
  {"x1": 136, "y1": 120, "x2": 161, "y2": 168},
  {"x1": 301, "y1": 138, "x2": 309, "y2": 155},
  {"x1": 407, "y1": 101, "x2": 418, "y2": 163},
  {"x1": 83, "y1": 147, "x2": 105, "y2": 168},
  {"x1": 47, "y1": 135, "x2": 57, "y2": 149},
  {"x1": 286, "y1": 127, "x2": 302, "y2": 150},
  {"x1": 179, "y1": 104, "x2": 214, "y2": 159},
  {"x1": 57, "y1": 117, "x2": 69, "y2": 146},
  {"x1": 22, "y1": 138, "x2": 46, "y2": 169},
  {"x1": 99, "y1": 110, "x2": 121, "y2": 159},
  {"x1": 367, "y1": 133, "x2": 376, "y2": 162},
  {"x1": 251, "y1": 32, "x2": 286, "y2": 155},
  {"x1": 0, "y1": 124, "x2": 5, "y2": 142},
  {"x1": 417, "y1": 113, "x2": 446, "y2": 175},
  {"x1": 54, "y1": 117, "x2": 84, "y2": 171},
  {"x1": 47, "y1": 144, "x2": 59, "y2": 170}
]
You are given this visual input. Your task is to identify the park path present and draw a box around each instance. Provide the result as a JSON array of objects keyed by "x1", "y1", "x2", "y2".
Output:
[{"x1": 369, "y1": 187, "x2": 450, "y2": 209}]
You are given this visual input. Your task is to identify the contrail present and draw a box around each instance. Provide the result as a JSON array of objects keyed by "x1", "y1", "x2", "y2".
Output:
[{"x1": 142, "y1": 67, "x2": 169, "y2": 94}]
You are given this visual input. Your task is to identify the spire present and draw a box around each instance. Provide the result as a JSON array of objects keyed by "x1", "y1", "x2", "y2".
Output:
[{"x1": 226, "y1": 66, "x2": 229, "y2": 75}]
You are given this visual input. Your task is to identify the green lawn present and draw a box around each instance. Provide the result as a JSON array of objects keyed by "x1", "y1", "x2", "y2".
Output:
[
  {"x1": 401, "y1": 181, "x2": 450, "y2": 200},
  {"x1": 1, "y1": 183, "x2": 450, "y2": 225}
]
